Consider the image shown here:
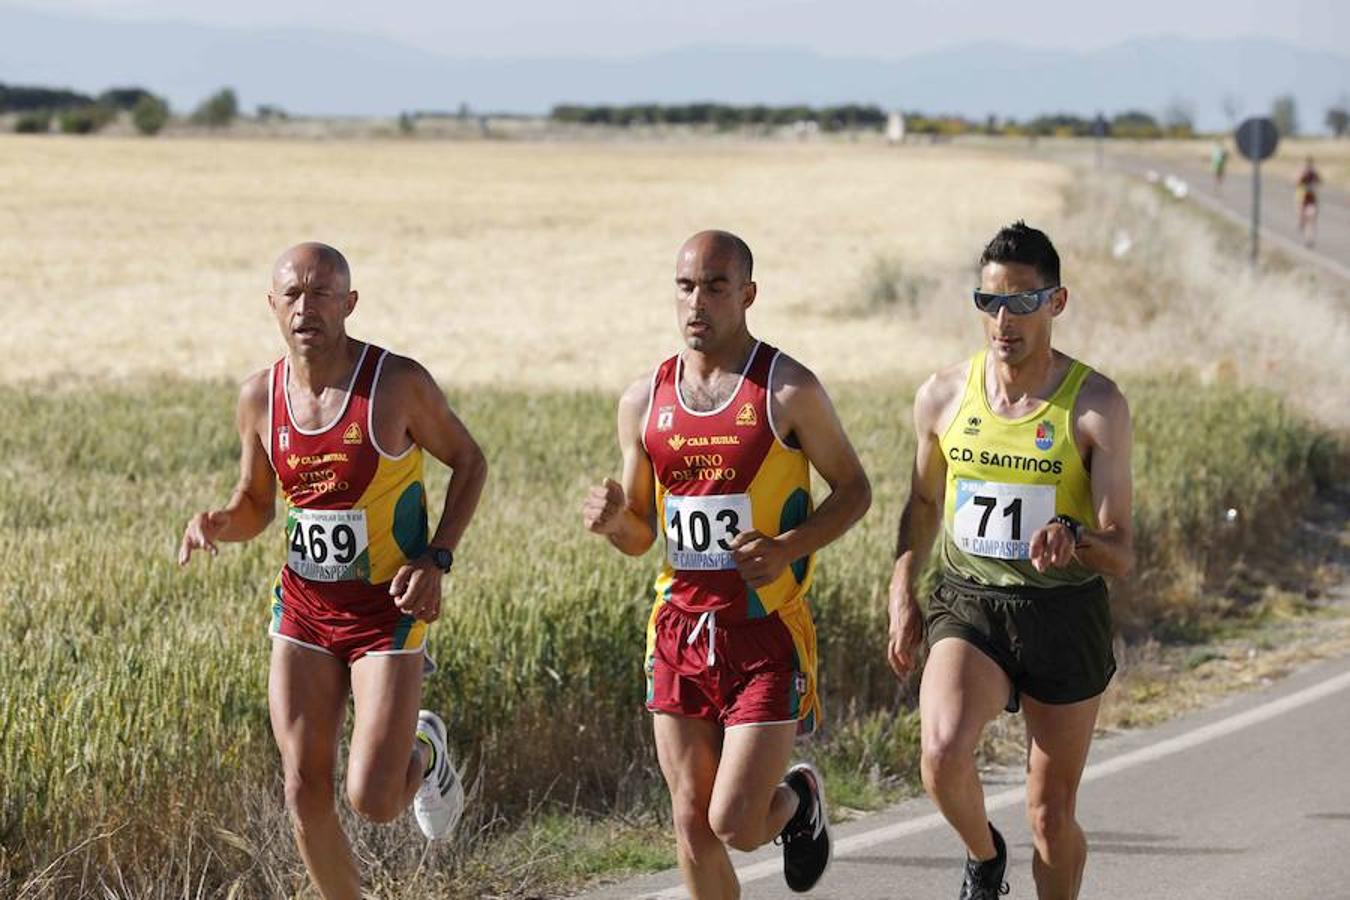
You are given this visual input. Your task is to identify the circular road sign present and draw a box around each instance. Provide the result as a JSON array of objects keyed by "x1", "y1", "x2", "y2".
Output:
[{"x1": 1235, "y1": 117, "x2": 1279, "y2": 162}]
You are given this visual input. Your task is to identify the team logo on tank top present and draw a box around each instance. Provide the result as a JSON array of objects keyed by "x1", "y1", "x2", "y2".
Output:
[{"x1": 1035, "y1": 420, "x2": 1055, "y2": 451}]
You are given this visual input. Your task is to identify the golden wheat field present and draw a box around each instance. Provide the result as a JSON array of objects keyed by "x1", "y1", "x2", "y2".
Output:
[
  {"x1": 0, "y1": 136, "x2": 1062, "y2": 389},
  {"x1": 0, "y1": 136, "x2": 1058, "y2": 388},
  {"x1": 2, "y1": 135, "x2": 1347, "y2": 427}
]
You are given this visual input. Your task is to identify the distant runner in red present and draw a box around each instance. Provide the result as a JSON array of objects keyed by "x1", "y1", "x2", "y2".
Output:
[{"x1": 1297, "y1": 157, "x2": 1322, "y2": 247}]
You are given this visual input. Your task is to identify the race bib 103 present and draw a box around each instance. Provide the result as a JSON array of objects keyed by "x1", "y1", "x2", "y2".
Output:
[
  {"x1": 286, "y1": 507, "x2": 371, "y2": 582},
  {"x1": 952, "y1": 479, "x2": 1055, "y2": 560},
  {"x1": 663, "y1": 493, "x2": 751, "y2": 571}
]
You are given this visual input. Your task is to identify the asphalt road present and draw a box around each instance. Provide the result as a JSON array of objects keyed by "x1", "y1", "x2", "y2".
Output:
[
  {"x1": 1107, "y1": 149, "x2": 1350, "y2": 281},
  {"x1": 579, "y1": 651, "x2": 1350, "y2": 899}
]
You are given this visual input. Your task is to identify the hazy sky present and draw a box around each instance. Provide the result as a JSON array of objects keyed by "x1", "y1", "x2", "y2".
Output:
[{"x1": 2, "y1": 0, "x2": 1345, "y2": 58}]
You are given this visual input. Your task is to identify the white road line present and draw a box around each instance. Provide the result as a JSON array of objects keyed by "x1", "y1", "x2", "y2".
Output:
[{"x1": 636, "y1": 665, "x2": 1350, "y2": 899}]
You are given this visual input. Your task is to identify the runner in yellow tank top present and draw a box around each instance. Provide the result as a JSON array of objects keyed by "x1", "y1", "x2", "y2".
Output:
[
  {"x1": 886, "y1": 222, "x2": 1135, "y2": 900},
  {"x1": 938, "y1": 347, "x2": 1099, "y2": 589}
]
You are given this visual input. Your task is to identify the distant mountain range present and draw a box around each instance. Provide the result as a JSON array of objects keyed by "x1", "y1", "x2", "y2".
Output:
[{"x1": 2, "y1": 7, "x2": 1347, "y2": 130}]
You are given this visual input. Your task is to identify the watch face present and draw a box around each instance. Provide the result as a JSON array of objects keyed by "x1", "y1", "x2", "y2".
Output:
[{"x1": 432, "y1": 548, "x2": 453, "y2": 571}]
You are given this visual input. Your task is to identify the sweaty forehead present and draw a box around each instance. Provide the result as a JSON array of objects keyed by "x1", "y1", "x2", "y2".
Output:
[
  {"x1": 273, "y1": 252, "x2": 346, "y2": 289},
  {"x1": 676, "y1": 242, "x2": 740, "y2": 280},
  {"x1": 980, "y1": 261, "x2": 1044, "y2": 292}
]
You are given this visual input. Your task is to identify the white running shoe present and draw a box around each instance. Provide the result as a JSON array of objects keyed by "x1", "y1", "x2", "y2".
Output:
[{"x1": 413, "y1": 710, "x2": 465, "y2": 840}]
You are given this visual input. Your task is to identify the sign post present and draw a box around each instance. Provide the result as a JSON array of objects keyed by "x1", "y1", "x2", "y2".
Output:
[
  {"x1": 1092, "y1": 113, "x2": 1108, "y2": 171},
  {"x1": 1234, "y1": 117, "x2": 1280, "y2": 266}
]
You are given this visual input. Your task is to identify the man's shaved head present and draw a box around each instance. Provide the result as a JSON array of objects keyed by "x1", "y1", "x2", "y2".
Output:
[
  {"x1": 678, "y1": 230, "x2": 754, "y2": 283},
  {"x1": 272, "y1": 242, "x2": 352, "y2": 293},
  {"x1": 267, "y1": 242, "x2": 358, "y2": 357},
  {"x1": 673, "y1": 230, "x2": 757, "y2": 353}
]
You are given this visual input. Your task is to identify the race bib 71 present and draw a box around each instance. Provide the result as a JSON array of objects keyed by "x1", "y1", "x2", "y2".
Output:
[{"x1": 952, "y1": 479, "x2": 1055, "y2": 560}]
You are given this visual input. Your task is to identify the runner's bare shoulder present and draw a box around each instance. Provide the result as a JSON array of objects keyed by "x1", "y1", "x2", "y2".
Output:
[
  {"x1": 369, "y1": 352, "x2": 452, "y2": 421},
  {"x1": 237, "y1": 367, "x2": 271, "y2": 420},
  {"x1": 766, "y1": 351, "x2": 822, "y2": 398},
  {"x1": 1074, "y1": 370, "x2": 1130, "y2": 446},
  {"x1": 915, "y1": 359, "x2": 969, "y2": 437},
  {"x1": 619, "y1": 368, "x2": 658, "y2": 433}
]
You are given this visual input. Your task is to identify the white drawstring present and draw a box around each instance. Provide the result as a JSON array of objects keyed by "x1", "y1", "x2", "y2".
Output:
[{"x1": 686, "y1": 610, "x2": 717, "y2": 667}]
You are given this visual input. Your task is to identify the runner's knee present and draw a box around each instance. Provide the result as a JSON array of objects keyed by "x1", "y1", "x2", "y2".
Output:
[
  {"x1": 346, "y1": 767, "x2": 406, "y2": 823},
  {"x1": 670, "y1": 790, "x2": 718, "y2": 853},
  {"x1": 707, "y1": 801, "x2": 763, "y2": 853},
  {"x1": 920, "y1": 728, "x2": 976, "y2": 788},
  {"x1": 283, "y1": 764, "x2": 335, "y2": 825},
  {"x1": 1026, "y1": 795, "x2": 1078, "y2": 849}
]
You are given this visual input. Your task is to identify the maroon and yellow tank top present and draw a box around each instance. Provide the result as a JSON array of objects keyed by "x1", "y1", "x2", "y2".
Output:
[
  {"x1": 268, "y1": 343, "x2": 429, "y2": 603},
  {"x1": 643, "y1": 341, "x2": 815, "y2": 624}
]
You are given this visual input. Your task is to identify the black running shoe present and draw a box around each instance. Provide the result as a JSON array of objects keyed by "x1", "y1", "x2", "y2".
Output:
[
  {"x1": 959, "y1": 823, "x2": 1009, "y2": 899},
  {"x1": 778, "y1": 763, "x2": 830, "y2": 892}
]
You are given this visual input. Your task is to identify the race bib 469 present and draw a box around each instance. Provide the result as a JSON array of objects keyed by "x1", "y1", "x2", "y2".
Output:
[
  {"x1": 952, "y1": 479, "x2": 1055, "y2": 560},
  {"x1": 286, "y1": 508, "x2": 371, "y2": 582}
]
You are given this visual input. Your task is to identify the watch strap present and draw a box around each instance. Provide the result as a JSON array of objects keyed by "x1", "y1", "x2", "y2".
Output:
[
  {"x1": 427, "y1": 545, "x2": 454, "y2": 573},
  {"x1": 1050, "y1": 514, "x2": 1083, "y2": 544}
]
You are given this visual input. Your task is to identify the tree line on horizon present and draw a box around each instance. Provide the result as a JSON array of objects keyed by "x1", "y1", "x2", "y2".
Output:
[
  {"x1": 550, "y1": 102, "x2": 1194, "y2": 137},
  {"x1": 551, "y1": 99, "x2": 1350, "y2": 140},
  {"x1": 1, "y1": 82, "x2": 248, "y2": 135},
  {"x1": 3, "y1": 80, "x2": 1347, "y2": 140}
]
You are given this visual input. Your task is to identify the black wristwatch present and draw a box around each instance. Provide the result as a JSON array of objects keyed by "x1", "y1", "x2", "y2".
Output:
[
  {"x1": 1050, "y1": 514, "x2": 1084, "y2": 544},
  {"x1": 426, "y1": 546, "x2": 454, "y2": 573}
]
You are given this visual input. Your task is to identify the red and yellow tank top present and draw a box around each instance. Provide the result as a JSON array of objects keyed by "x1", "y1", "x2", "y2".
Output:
[
  {"x1": 939, "y1": 349, "x2": 1098, "y2": 588},
  {"x1": 643, "y1": 341, "x2": 815, "y2": 623},
  {"x1": 268, "y1": 343, "x2": 429, "y2": 599}
]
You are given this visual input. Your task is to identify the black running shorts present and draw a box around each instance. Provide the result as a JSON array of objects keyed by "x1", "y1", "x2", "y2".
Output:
[{"x1": 926, "y1": 574, "x2": 1116, "y2": 712}]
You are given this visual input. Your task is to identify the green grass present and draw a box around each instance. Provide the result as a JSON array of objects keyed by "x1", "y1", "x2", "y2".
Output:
[{"x1": 0, "y1": 376, "x2": 1342, "y2": 896}]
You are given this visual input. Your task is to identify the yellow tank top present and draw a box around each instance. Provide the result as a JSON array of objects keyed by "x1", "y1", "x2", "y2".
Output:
[{"x1": 939, "y1": 350, "x2": 1097, "y2": 588}]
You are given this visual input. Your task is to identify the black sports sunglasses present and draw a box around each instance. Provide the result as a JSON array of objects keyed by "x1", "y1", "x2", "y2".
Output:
[{"x1": 972, "y1": 285, "x2": 1060, "y2": 315}]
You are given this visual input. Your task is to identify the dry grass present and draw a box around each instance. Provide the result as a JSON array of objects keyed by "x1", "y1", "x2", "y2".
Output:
[
  {"x1": 0, "y1": 136, "x2": 1065, "y2": 390},
  {"x1": 1047, "y1": 174, "x2": 1350, "y2": 428}
]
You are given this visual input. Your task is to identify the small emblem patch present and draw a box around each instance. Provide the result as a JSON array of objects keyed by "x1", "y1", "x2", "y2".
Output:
[{"x1": 1034, "y1": 420, "x2": 1055, "y2": 452}]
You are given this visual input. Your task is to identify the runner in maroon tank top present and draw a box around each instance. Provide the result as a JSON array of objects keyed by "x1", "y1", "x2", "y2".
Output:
[
  {"x1": 583, "y1": 230, "x2": 872, "y2": 897},
  {"x1": 179, "y1": 243, "x2": 487, "y2": 899}
]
